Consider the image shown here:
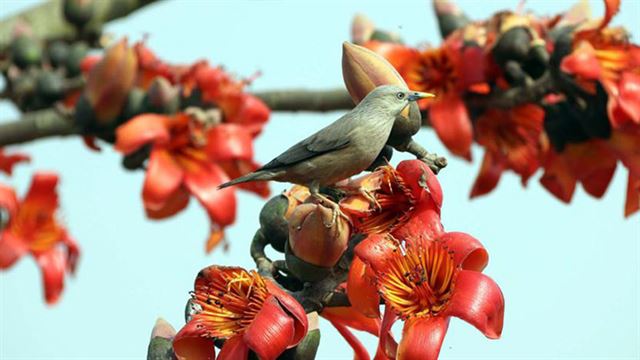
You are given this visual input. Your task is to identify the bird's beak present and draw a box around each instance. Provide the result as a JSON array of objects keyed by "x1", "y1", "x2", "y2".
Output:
[{"x1": 407, "y1": 91, "x2": 436, "y2": 102}]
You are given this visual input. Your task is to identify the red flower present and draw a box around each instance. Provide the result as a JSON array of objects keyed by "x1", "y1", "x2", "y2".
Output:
[
  {"x1": 115, "y1": 112, "x2": 268, "y2": 252},
  {"x1": 560, "y1": 0, "x2": 640, "y2": 128},
  {"x1": 0, "y1": 148, "x2": 30, "y2": 175},
  {"x1": 353, "y1": 233, "x2": 503, "y2": 360},
  {"x1": 625, "y1": 171, "x2": 640, "y2": 217},
  {"x1": 471, "y1": 104, "x2": 546, "y2": 198},
  {"x1": 0, "y1": 173, "x2": 79, "y2": 305},
  {"x1": 172, "y1": 266, "x2": 308, "y2": 360}
]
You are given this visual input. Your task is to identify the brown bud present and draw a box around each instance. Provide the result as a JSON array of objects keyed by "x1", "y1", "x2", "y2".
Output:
[{"x1": 288, "y1": 203, "x2": 349, "y2": 268}]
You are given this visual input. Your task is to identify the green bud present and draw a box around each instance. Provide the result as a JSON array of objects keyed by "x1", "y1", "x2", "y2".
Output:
[
  {"x1": 259, "y1": 195, "x2": 291, "y2": 253},
  {"x1": 63, "y1": 0, "x2": 95, "y2": 28},
  {"x1": 47, "y1": 41, "x2": 70, "y2": 68},
  {"x1": 74, "y1": 94, "x2": 96, "y2": 129},
  {"x1": 279, "y1": 329, "x2": 321, "y2": 360},
  {"x1": 146, "y1": 337, "x2": 174, "y2": 360},
  {"x1": 121, "y1": 88, "x2": 146, "y2": 121},
  {"x1": 65, "y1": 42, "x2": 89, "y2": 77},
  {"x1": 284, "y1": 240, "x2": 331, "y2": 283},
  {"x1": 36, "y1": 72, "x2": 65, "y2": 102},
  {"x1": 11, "y1": 35, "x2": 42, "y2": 69}
]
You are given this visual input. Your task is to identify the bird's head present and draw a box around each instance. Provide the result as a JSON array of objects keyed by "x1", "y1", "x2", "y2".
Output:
[{"x1": 359, "y1": 85, "x2": 435, "y2": 116}]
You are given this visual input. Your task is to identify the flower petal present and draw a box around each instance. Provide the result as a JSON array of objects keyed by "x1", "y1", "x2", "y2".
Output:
[
  {"x1": 35, "y1": 248, "x2": 66, "y2": 305},
  {"x1": 225, "y1": 94, "x2": 271, "y2": 136},
  {"x1": 146, "y1": 187, "x2": 190, "y2": 220},
  {"x1": 321, "y1": 306, "x2": 380, "y2": 336},
  {"x1": 438, "y1": 232, "x2": 488, "y2": 272},
  {"x1": 397, "y1": 316, "x2": 450, "y2": 360},
  {"x1": 625, "y1": 171, "x2": 640, "y2": 217},
  {"x1": 470, "y1": 151, "x2": 505, "y2": 198},
  {"x1": 243, "y1": 296, "x2": 295, "y2": 360},
  {"x1": 375, "y1": 306, "x2": 398, "y2": 360},
  {"x1": 0, "y1": 182, "x2": 18, "y2": 217},
  {"x1": 354, "y1": 234, "x2": 397, "y2": 272},
  {"x1": 444, "y1": 270, "x2": 505, "y2": 339},
  {"x1": 396, "y1": 160, "x2": 443, "y2": 209},
  {"x1": 142, "y1": 149, "x2": 184, "y2": 210},
  {"x1": 23, "y1": 172, "x2": 59, "y2": 213},
  {"x1": 184, "y1": 163, "x2": 236, "y2": 227},
  {"x1": 205, "y1": 124, "x2": 254, "y2": 162},
  {"x1": 540, "y1": 152, "x2": 577, "y2": 203},
  {"x1": 266, "y1": 280, "x2": 308, "y2": 345},
  {"x1": 428, "y1": 95, "x2": 473, "y2": 160},
  {"x1": 560, "y1": 41, "x2": 601, "y2": 80},
  {"x1": 0, "y1": 232, "x2": 27, "y2": 269},
  {"x1": 172, "y1": 319, "x2": 216, "y2": 360},
  {"x1": 115, "y1": 114, "x2": 170, "y2": 154},
  {"x1": 0, "y1": 149, "x2": 30, "y2": 175},
  {"x1": 347, "y1": 257, "x2": 381, "y2": 318},
  {"x1": 61, "y1": 230, "x2": 80, "y2": 274},
  {"x1": 329, "y1": 319, "x2": 371, "y2": 360},
  {"x1": 217, "y1": 335, "x2": 248, "y2": 360},
  {"x1": 611, "y1": 72, "x2": 640, "y2": 127},
  {"x1": 392, "y1": 200, "x2": 444, "y2": 241}
]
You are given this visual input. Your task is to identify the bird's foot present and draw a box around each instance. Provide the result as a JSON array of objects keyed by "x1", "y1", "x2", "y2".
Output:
[
  {"x1": 420, "y1": 153, "x2": 447, "y2": 174},
  {"x1": 359, "y1": 188, "x2": 381, "y2": 211},
  {"x1": 311, "y1": 193, "x2": 353, "y2": 227}
]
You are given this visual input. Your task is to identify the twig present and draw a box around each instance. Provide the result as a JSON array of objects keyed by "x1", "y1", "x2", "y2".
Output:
[{"x1": 0, "y1": 107, "x2": 78, "y2": 145}]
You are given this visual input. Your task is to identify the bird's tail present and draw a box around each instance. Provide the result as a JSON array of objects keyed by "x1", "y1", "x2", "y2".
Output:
[{"x1": 218, "y1": 170, "x2": 275, "y2": 190}]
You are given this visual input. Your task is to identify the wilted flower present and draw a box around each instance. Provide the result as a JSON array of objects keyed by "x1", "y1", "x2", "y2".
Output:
[
  {"x1": 173, "y1": 266, "x2": 308, "y2": 360},
  {"x1": 0, "y1": 173, "x2": 79, "y2": 304}
]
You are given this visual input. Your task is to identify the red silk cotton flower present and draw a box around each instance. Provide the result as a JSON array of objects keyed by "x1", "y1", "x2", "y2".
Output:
[
  {"x1": 173, "y1": 266, "x2": 308, "y2": 360},
  {"x1": 0, "y1": 148, "x2": 30, "y2": 175},
  {"x1": 115, "y1": 111, "x2": 268, "y2": 252},
  {"x1": 0, "y1": 173, "x2": 79, "y2": 305}
]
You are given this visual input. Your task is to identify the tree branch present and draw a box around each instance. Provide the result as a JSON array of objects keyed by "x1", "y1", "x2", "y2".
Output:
[
  {"x1": 0, "y1": 0, "x2": 162, "y2": 52},
  {"x1": 0, "y1": 108, "x2": 78, "y2": 145},
  {"x1": 253, "y1": 88, "x2": 353, "y2": 112}
]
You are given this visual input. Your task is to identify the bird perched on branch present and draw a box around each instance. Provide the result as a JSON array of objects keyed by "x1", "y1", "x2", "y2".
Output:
[{"x1": 219, "y1": 85, "x2": 434, "y2": 224}]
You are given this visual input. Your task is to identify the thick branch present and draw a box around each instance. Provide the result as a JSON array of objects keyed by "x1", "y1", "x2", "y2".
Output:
[
  {"x1": 253, "y1": 88, "x2": 353, "y2": 112},
  {"x1": 0, "y1": 0, "x2": 162, "y2": 52},
  {"x1": 0, "y1": 108, "x2": 78, "y2": 145}
]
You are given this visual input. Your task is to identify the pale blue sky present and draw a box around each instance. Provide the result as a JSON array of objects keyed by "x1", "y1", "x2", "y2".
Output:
[{"x1": 0, "y1": 1, "x2": 638, "y2": 359}]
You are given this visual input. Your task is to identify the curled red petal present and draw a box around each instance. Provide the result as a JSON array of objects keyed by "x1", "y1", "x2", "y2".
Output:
[
  {"x1": 625, "y1": 171, "x2": 640, "y2": 217},
  {"x1": 470, "y1": 151, "x2": 505, "y2": 198},
  {"x1": 560, "y1": 42, "x2": 601, "y2": 80},
  {"x1": 391, "y1": 200, "x2": 444, "y2": 241},
  {"x1": 428, "y1": 95, "x2": 473, "y2": 160},
  {"x1": 438, "y1": 231, "x2": 488, "y2": 272},
  {"x1": 375, "y1": 306, "x2": 398, "y2": 360},
  {"x1": 329, "y1": 319, "x2": 371, "y2": 360},
  {"x1": 81, "y1": 136, "x2": 102, "y2": 152},
  {"x1": 444, "y1": 270, "x2": 505, "y2": 339},
  {"x1": 217, "y1": 335, "x2": 248, "y2": 360},
  {"x1": 225, "y1": 94, "x2": 271, "y2": 137},
  {"x1": 184, "y1": 163, "x2": 236, "y2": 227},
  {"x1": 354, "y1": 234, "x2": 397, "y2": 272},
  {"x1": 265, "y1": 280, "x2": 308, "y2": 345},
  {"x1": 115, "y1": 114, "x2": 170, "y2": 154},
  {"x1": 599, "y1": 0, "x2": 621, "y2": 29},
  {"x1": 396, "y1": 160, "x2": 443, "y2": 209},
  {"x1": 205, "y1": 124, "x2": 254, "y2": 162},
  {"x1": 540, "y1": 152, "x2": 576, "y2": 203},
  {"x1": 146, "y1": 187, "x2": 190, "y2": 220},
  {"x1": 581, "y1": 162, "x2": 616, "y2": 198},
  {"x1": 61, "y1": 231, "x2": 80, "y2": 274},
  {"x1": 0, "y1": 182, "x2": 18, "y2": 217},
  {"x1": 36, "y1": 248, "x2": 66, "y2": 305},
  {"x1": 142, "y1": 149, "x2": 184, "y2": 211},
  {"x1": 23, "y1": 172, "x2": 59, "y2": 214},
  {"x1": 397, "y1": 316, "x2": 449, "y2": 360},
  {"x1": 0, "y1": 149, "x2": 30, "y2": 175},
  {"x1": 0, "y1": 232, "x2": 28, "y2": 269},
  {"x1": 172, "y1": 320, "x2": 216, "y2": 360},
  {"x1": 346, "y1": 257, "x2": 381, "y2": 318},
  {"x1": 243, "y1": 296, "x2": 295, "y2": 360},
  {"x1": 611, "y1": 72, "x2": 640, "y2": 127},
  {"x1": 321, "y1": 306, "x2": 380, "y2": 336}
]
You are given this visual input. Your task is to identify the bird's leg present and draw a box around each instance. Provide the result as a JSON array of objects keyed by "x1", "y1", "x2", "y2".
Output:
[
  {"x1": 309, "y1": 182, "x2": 352, "y2": 227},
  {"x1": 403, "y1": 139, "x2": 447, "y2": 174},
  {"x1": 357, "y1": 188, "x2": 381, "y2": 211}
]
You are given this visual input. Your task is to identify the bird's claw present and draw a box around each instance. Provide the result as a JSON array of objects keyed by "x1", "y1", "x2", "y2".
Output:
[
  {"x1": 360, "y1": 188, "x2": 381, "y2": 211},
  {"x1": 419, "y1": 153, "x2": 447, "y2": 174}
]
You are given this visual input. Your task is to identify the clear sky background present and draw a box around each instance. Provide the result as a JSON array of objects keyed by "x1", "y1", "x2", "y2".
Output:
[{"x1": 0, "y1": 0, "x2": 639, "y2": 359}]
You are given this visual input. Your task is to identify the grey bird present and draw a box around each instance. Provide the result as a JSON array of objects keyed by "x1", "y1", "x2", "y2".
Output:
[{"x1": 218, "y1": 85, "x2": 434, "y2": 222}]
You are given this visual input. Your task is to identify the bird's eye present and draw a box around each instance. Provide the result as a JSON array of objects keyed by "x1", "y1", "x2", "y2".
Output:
[{"x1": 396, "y1": 92, "x2": 406, "y2": 100}]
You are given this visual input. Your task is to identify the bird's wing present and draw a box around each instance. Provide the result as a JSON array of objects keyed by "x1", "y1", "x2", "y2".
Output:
[{"x1": 260, "y1": 130, "x2": 351, "y2": 170}]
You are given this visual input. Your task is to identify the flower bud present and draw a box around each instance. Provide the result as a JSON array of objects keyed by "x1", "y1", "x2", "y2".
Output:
[
  {"x1": 47, "y1": 41, "x2": 70, "y2": 68},
  {"x1": 65, "y1": 42, "x2": 89, "y2": 77},
  {"x1": 63, "y1": 0, "x2": 95, "y2": 28},
  {"x1": 36, "y1": 72, "x2": 65, "y2": 102},
  {"x1": 144, "y1": 77, "x2": 180, "y2": 114},
  {"x1": 287, "y1": 203, "x2": 349, "y2": 268},
  {"x1": 351, "y1": 14, "x2": 375, "y2": 44},
  {"x1": 259, "y1": 194, "x2": 291, "y2": 253},
  {"x1": 11, "y1": 35, "x2": 42, "y2": 69}
]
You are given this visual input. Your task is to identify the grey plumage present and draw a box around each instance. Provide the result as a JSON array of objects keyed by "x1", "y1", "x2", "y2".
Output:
[{"x1": 219, "y1": 85, "x2": 433, "y2": 191}]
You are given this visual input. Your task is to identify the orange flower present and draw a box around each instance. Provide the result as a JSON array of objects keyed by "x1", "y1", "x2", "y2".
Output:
[
  {"x1": 353, "y1": 234, "x2": 502, "y2": 360},
  {"x1": 0, "y1": 148, "x2": 29, "y2": 175},
  {"x1": 173, "y1": 266, "x2": 308, "y2": 360},
  {"x1": 115, "y1": 113, "x2": 266, "y2": 252},
  {"x1": 471, "y1": 104, "x2": 546, "y2": 198},
  {"x1": 0, "y1": 173, "x2": 79, "y2": 304}
]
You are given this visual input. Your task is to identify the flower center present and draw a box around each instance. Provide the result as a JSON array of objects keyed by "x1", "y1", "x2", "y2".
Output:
[
  {"x1": 9, "y1": 204, "x2": 61, "y2": 253},
  {"x1": 406, "y1": 48, "x2": 458, "y2": 94},
  {"x1": 354, "y1": 166, "x2": 415, "y2": 234},
  {"x1": 192, "y1": 269, "x2": 269, "y2": 338},
  {"x1": 378, "y1": 238, "x2": 458, "y2": 319}
]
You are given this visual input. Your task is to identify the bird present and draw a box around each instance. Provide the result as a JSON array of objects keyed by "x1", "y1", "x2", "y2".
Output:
[{"x1": 219, "y1": 84, "x2": 434, "y2": 224}]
